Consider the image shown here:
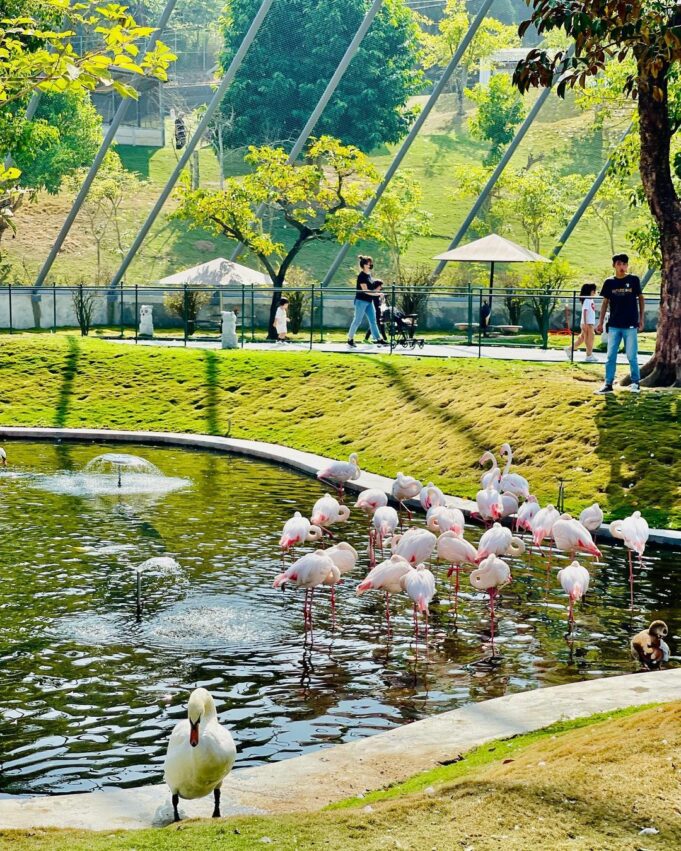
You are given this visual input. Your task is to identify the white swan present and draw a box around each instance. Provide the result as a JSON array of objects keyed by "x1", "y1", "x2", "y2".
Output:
[
  {"x1": 164, "y1": 688, "x2": 236, "y2": 822},
  {"x1": 0, "y1": 446, "x2": 6, "y2": 466}
]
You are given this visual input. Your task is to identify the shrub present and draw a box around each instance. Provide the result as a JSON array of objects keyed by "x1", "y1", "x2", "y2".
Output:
[
  {"x1": 395, "y1": 264, "x2": 434, "y2": 324},
  {"x1": 164, "y1": 289, "x2": 211, "y2": 333},
  {"x1": 520, "y1": 258, "x2": 575, "y2": 347},
  {"x1": 72, "y1": 285, "x2": 96, "y2": 336},
  {"x1": 284, "y1": 267, "x2": 313, "y2": 334}
]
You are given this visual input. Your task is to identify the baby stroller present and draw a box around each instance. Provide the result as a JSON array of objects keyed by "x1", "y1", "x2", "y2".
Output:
[{"x1": 382, "y1": 305, "x2": 425, "y2": 349}]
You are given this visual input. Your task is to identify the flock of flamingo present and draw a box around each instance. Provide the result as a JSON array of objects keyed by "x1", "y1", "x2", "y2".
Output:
[{"x1": 273, "y1": 444, "x2": 654, "y2": 654}]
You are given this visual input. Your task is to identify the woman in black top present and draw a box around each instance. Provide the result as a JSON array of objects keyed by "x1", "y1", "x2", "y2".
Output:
[{"x1": 347, "y1": 256, "x2": 384, "y2": 347}]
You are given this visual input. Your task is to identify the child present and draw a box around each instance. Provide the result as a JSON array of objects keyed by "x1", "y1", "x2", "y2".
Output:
[
  {"x1": 274, "y1": 297, "x2": 289, "y2": 342},
  {"x1": 565, "y1": 283, "x2": 598, "y2": 362}
]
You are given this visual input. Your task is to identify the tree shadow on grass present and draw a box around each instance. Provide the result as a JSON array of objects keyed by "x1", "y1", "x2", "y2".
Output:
[
  {"x1": 594, "y1": 391, "x2": 681, "y2": 528},
  {"x1": 53, "y1": 335, "x2": 79, "y2": 428},
  {"x1": 204, "y1": 350, "x2": 220, "y2": 436}
]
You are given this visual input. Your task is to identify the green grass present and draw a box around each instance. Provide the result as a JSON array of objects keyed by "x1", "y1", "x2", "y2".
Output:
[
  {"x1": 1, "y1": 702, "x2": 678, "y2": 851},
  {"x1": 0, "y1": 335, "x2": 679, "y2": 527}
]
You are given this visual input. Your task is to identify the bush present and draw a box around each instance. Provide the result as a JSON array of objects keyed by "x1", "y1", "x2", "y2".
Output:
[
  {"x1": 520, "y1": 258, "x2": 575, "y2": 347},
  {"x1": 164, "y1": 289, "x2": 211, "y2": 333},
  {"x1": 72, "y1": 285, "x2": 96, "y2": 336},
  {"x1": 284, "y1": 267, "x2": 313, "y2": 334},
  {"x1": 395, "y1": 264, "x2": 434, "y2": 324}
]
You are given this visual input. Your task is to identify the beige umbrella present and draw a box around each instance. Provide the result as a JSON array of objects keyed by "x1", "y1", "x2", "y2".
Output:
[{"x1": 434, "y1": 234, "x2": 548, "y2": 304}]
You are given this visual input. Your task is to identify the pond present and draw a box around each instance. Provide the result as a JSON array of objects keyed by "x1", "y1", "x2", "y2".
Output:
[{"x1": 0, "y1": 441, "x2": 678, "y2": 796}]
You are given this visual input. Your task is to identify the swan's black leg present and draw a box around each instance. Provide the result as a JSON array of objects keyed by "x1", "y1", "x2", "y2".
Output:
[
  {"x1": 172, "y1": 792, "x2": 180, "y2": 822},
  {"x1": 212, "y1": 787, "x2": 221, "y2": 818}
]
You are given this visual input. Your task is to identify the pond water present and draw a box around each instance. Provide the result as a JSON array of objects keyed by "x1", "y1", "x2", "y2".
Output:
[{"x1": 0, "y1": 441, "x2": 678, "y2": 796}]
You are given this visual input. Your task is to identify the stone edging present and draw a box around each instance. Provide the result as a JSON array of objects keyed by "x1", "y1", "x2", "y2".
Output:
[{"x1": 0, "y1": 426, "x2": 679, "y2": 547}]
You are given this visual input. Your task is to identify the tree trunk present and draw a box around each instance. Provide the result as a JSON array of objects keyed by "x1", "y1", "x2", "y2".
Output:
[
  {"x1": 637, "y1": 63, "x2": 681, "y2": 386},
  {"x1": 267, "y1": 275, "x2": 284, "y2": 340}
]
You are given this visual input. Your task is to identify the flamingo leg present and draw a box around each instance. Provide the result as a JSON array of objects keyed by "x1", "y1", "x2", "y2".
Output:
[
  {"x1": 385, "y1": 592, "x2": 391, "y2": 631},
  {"x1": 425, "y1": 608, "x2": 429, "y2": 651},
  {"x1": 369, "y1": 526, "x2": 375, "y2": 568},
  {"x1": 628, "y1": 549, "x2": 634, "y2": 609},
  {"x1": 331, "y1": 585, "x2": 336, "y2": 625},
  {"x1": 568, "y1": 597, "x2": 574, "y2": 633},
  {"x1": 489, "y1": 589, "x2": 497, "y2": 656},
  {"x1": 413, "y1": 604, "x2": 419, "y2": 660}
]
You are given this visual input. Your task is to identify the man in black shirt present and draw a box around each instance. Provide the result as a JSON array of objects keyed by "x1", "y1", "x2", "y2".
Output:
[{"x1": 595, "y1": 253, "x2": 645, "y2": 394}]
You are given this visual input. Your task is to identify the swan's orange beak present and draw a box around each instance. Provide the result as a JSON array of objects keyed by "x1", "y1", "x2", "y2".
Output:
[{"x1": 189, "y1": 719, "x2": 200, "y2": 747}]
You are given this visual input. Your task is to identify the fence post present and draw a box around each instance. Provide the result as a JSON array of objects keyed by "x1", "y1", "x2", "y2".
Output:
[
  {"x1": 390, "y1": 283, "x2": 396, "y2": 354},
  {"x1": 250, "y1": 284, "x2": 255, "y2": 342},
  {"x1": 467, "y1": 284, "x2": 473, "y2": 346},
  {"x1": 240, "y1": 284, "x2": 245, "y2": 348},
  {"x1": 120, "y1": 280, "x2": 124, "y2": 338},
  {"x1": 318, "y1": 286, "x2": 325, "y2": 343},
  {"x1": 183, "y1": 284, "x2": 188, "y2": 347},
  {"x1": 570, "y1": 290, "x2": 577, "y2": 363},
  {"x1": 52, "y1": 283, "x2": 57, "y2": 333},
  {"x1": 8, "y1": 284, "x2": 12, "y2": 334},
  {"x1": 309, "y1": 285, "x2": 315, "y2": 351},
  {"x1": 477, "y1": 289, "x2": 483, "y2": 359},
  {"x1": 134, "y1": 285, "x2": 139, "y2": 344}
]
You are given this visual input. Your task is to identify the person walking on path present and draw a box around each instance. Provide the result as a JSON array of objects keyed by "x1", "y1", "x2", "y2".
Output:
[
  {"x1": 595, "y1": 253, "x2": 645, "y2": 394},
  {"x1": 347, "y1": 256, "x2": 385, "y2": 348},
  {"x1": 364, "y1": 281, "x2": 388, "y2": 343},
  {"x1": 565, "y1": 283, "x2": 598, "y2": 362}
]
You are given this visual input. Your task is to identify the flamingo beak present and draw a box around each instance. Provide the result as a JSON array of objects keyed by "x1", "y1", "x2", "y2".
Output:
[{"x1": 189, "y1": 718, "x2": 200, "y2": 747}]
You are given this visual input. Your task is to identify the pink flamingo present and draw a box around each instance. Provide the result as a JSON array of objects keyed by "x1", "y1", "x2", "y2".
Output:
[
  {"x1": 316, "y1": 452, "x2": 361, "y2": 500},
  {"x1": 419, "y1": 482, "x2": 446, "y2": 511},
  {"x1": 610, "y1": 511, "x2": 650, "y2": 608},
  {"x1": 391, "y1": 472, "x2": 422, "y2": 520},
  {"x1": 371, "y1": 505, "x2": 399, "y2": 566},
  {"x1": 557, "y1": 560, "x2": 590, "y2": 633},
  {"x1": 401, "y1": 564, "x2": 436, "y2": 653},
  {"x1": 273, "y1": 551, "x2": 337, "y2": 631},
  {"x1": 474, "y1": 485, "x2": 504, "y2": 525},
  {"x1": 354, "y1": 489, "x2": 388, "y2": 514},
  {"x1": 516, "y1": 496, "x2": 539, "y2": 533},
  {"x1": 324, "y1": 542, "x2": 358, "y2": 618},
  {"x1": 499, "y1": 443, "x2": 530, "y2": 500},
  {"x1": 470, "y1": 554, "x2": 511, "y2": 654},
  {"x1": 579, "y1": 503, "x2": 604, "y2": 535},
  {"x1": 279, "y1": 512, "x2": 323, "y2": 557},
  {"x1": 530, "y1": 503, "x2": 560, "y2": 548},
  {"x1": 311, "y1": 494, "x2": 350, "y2": 537},
  {"x1": 500, "y1": 492, "x2": 519, "y2": 521},
  {"x1": 436, "y1": 531, "x2": 477, "y2": 615},
  {"x1": 475, "y1": 522, "x2": 525, "y2": 561},
  {"x1": 356, "y1": 554, "x2": 412, "y2": 628},
  {"x1": 426, "y1": 505, "x2": 465, "y2": 536},
  {"x1": 552, "y1": 514, "x2": 601, "y2": 560},
  {"x1": 479, "y1": 450, "x2": 500, "y2": 489},
  {"x1": 390, "y1": 527, "x2": 437, "y2": 566}
]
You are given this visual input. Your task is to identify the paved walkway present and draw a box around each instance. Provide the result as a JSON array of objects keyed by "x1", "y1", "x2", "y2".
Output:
[
  {"x1": 1, "y1": 669, "x2": 679, "y2": 831},
  {"x1": 109, "y1": 336, "x2": 652, "y2": 367}
]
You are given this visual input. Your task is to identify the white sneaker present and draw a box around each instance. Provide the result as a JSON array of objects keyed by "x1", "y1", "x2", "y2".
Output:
[
  {"x1": 564, "y1": 348, "x2": 572, "y2": 360},
  {"x1": 584, "y1": 355, "x2": 598, "y2": 363},
  {"x1": 629, "y1": 383, "x2": 640, "y2": 393}
]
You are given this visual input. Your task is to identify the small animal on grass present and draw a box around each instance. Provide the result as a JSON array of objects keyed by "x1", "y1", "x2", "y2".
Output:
[
  {"x1": 630, "y1": 620, "x2": 670, "y2": 670},
  {"x1": 164, "y1": 688, "x2": 236, "y2": 822}
]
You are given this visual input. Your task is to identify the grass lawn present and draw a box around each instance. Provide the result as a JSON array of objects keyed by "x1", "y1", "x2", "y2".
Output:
[
  {"x1": 1, "y1": 702, "x2": 678, "y2": 850},
  {"x1": 0, "y1": 335, "x2": 679, "y2": 527}
]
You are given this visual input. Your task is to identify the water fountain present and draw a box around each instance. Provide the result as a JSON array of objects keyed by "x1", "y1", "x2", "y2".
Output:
[{"x1": 134, "y1": 556, "x2": 182, "y2": 620}]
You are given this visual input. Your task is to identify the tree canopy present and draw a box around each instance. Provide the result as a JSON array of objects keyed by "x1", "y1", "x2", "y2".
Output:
[{"x1": 218, "y1": 0, "x2": 425, "y2": 151}]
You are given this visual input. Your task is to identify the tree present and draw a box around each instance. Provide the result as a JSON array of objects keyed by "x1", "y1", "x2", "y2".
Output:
[
  {"x1": 466, "y1": 73, "x2": 526, "y2": 165},
  {"x1": 520, "y1": 257, "x2": 575, "y2": 347},
  {"x1": 514, "y1": 0, "x2": 681, "y2": 386},
  {"x1": 173, "y1": 136, "x2": 384, "y2": 338},
  {"x1": 583, "y1": 172, "x2": 639, "y2": 256},
  {"x1": 218, "y1": 0, "x2": 425, "y2": 151},
  {"x1": 423, "y1": 0, "x2": 519, "y2": 116},
  {"x1": 374, "y1": 173, "x2": 432, "y2": 282}
]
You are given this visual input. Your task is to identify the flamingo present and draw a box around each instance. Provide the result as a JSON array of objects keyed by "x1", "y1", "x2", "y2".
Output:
[
  {"x1": 530, "y1": 504, "x2": 560, "y2": 548},
  {"x1": 557, "y1": 560, "x2": 590, "y2": 632},
  {"x1": 475, "y1": 485, "x2": 504, "y2": 524},
  {"x1": 164, "y1": 688, "x2": 236, "y2": 822},
  {"x1": 426, "y1": 505, "x2": 465, "y2": 536},
  {"x1": 610, "y1": 511, "x2": 650, "y2": 607},
  {"x1": 324, "y1": 542, "x2": 358, "y2": 617},
  {"x1": 357, "y1": 554, "x2": 412, "y2": 627},
  {"x1": 436, "y1": 531, "x2": 477, "y2": 615},
  {"x1": 499, "y1": 443, "x2": 530, "y2": 499},
  {"x1": 500, "y1": 492, "x2": 519, "y2": 521},
  {"x1": 390, "y1": 527, "x2": 437, "y2": 566},
  {"x1": 419, "y1": 482, "x2": 446, "y2": 511},
  {"x1": 279, "y1": 512, "x2": 323, "y2": 554},
  {"x1": 475, "y1": 522, "x2": 525, "y2": 561},
  {"x1": 391, "y1": 472, "x2": 422, "y2": 520},
  {"x1": 273, "y1": 551, "x2": 337, "y2": 630},
  {"x1": 470, "y1": 554, "x2": 511, "y2": 653},
  {"x1": 552, "y1": 514, "x2": 602, "y2": 560},
  {"x1": 371, "y1": 505, "x2": 399, "y2": 565},
  {"x1": 316, "y1": 452, "x2": 361, "y2": 500},
  {"x1": 479, "y1": 450, "x2": 500, "y2": 489},
  {"x1": 311, "y1": 494, "x2": 350, "y2": 535},
  {"x1": 579, "y1": 503, "x2": 604, "y2": 534},
  {"x1": 516, "y1": 495, "x2": 539, "y2": 533},
  {"x1": 354, "y1": 488, "x2": 388, "y2": 514},
  {"x1": 0, "y1": 447, "x2": 6, "y2": 467},
  {"x1": 631, "y1": 620, "x2": 670, "y2": 669},
  {"x1": 401, "y1": 564, "x2": 436, "y2": 650}
]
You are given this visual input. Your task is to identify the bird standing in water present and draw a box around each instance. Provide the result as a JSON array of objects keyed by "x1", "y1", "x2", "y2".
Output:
[{"x1": 631, "y1": 620, "x2": 670, "y2": 670}]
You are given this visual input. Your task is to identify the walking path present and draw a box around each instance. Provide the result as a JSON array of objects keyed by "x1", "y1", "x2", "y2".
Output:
[
  {"x1": 1, "y1": 670, "x2": 679, "y2": 831},
  {"x1": 108, "y1": 336, "x2": 652, "y2": 367}
]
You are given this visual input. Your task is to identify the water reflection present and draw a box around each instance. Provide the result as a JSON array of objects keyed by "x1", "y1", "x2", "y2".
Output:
[{"x1": 0, "y1": 441, "x2": 678, "y2": 796}]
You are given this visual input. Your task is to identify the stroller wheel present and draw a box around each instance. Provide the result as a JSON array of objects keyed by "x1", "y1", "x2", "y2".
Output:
[{"x1": 418, "y1": 340, "x2": 424, "y2": 349}]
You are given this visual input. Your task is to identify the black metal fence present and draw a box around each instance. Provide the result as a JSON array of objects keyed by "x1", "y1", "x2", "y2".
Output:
[{"x1": 0, "y1": 283, "x2": 660, "y2": 359}]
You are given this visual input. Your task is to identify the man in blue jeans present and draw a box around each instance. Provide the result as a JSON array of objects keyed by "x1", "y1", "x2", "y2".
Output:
[{"x1": 595, "y1": 253, "x2": 645, "y2": 394}]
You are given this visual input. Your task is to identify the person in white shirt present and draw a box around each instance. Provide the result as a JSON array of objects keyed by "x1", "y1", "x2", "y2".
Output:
[
  {"x1": 565, "y1": 283, "x2": 598, "y2": 362},
  {"x1": 274, "y1": 297, "x2": 289, "y2": 342}
]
